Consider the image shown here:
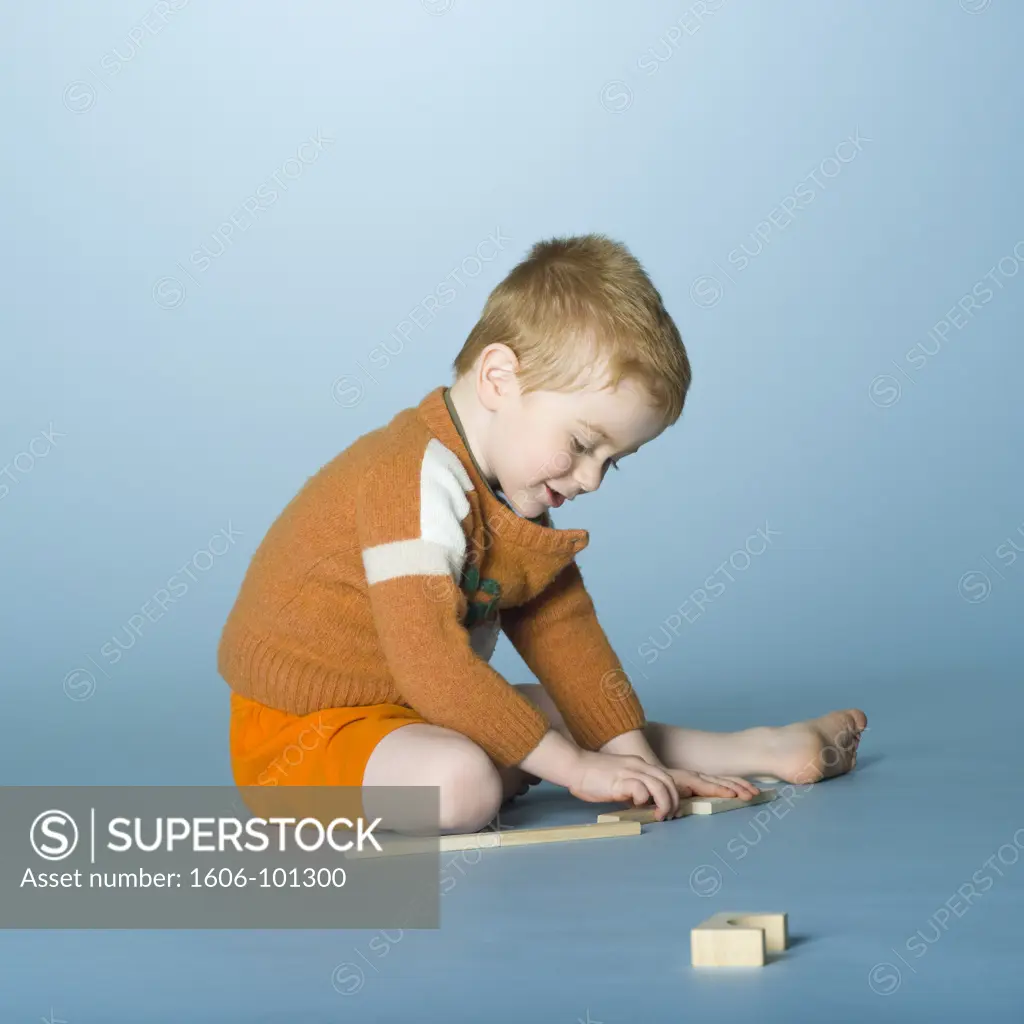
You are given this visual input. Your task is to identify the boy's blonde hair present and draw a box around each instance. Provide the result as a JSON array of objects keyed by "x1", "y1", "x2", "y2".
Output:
[{"x1": 452, "y1": 233, "x2": 690, "y2": 425}]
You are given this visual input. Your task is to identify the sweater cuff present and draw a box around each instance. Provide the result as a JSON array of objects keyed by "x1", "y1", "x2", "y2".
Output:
[
  {"x1": 561, "y1": 676, "x2": 647, "y2": 752},
  {"x1": 471, "y1": 704, "x2": 551, "y2": 768}
]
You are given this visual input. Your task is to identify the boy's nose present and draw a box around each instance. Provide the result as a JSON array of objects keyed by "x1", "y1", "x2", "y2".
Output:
[
  {"x1": 576, "y1": 461, "x2": 610, "y2": 495},
  {"x1": 569, "y1": 469, "x2": 600, "y2": 497}
]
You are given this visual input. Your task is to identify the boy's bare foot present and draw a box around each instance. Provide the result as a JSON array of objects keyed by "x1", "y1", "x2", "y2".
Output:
[{"x1": 759, "y1": 709, "x2": 868, "y2": 785}]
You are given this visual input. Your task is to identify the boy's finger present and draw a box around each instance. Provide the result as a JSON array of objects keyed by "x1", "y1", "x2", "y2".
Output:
[
  {"x1": 667, "y1": 771, "x2": 694, "y2": 798},
  {"x1": 650, "y1": 767, "x2": 680, "y2": 815},
  {"x1": 652, "y1": 776, "x2": 676, "y2": 818},
  {"x1": 704, "y1": 774, "x2": 752, "y2": 798},
  {"x1": 720, "y1": 775, "x2": 759, "y2": 797},
  {"x1": 646, "y1": 774, "x2": 675, "y2": 817},
  {"x1": 628, "y1": 774, "x2": 666, "y2": 817}
]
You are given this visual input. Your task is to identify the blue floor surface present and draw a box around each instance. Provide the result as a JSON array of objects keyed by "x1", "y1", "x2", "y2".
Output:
[{"x1": 4, "y1": 674, "x2": 1023, "y2": 1022}]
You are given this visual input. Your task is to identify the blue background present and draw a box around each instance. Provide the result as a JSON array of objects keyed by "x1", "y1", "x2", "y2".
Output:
[{"x1": 2, "y1": 0, "x2": 1022, "y2": 1020}]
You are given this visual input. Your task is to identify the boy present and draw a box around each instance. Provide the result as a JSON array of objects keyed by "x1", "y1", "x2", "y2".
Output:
[{"x1": 218, "y1": 234, "x2": 866, "y2": 834}]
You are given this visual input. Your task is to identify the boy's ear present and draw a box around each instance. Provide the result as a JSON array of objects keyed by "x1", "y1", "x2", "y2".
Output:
[{"x1": 478, "y1": 344, "x2": 521, "y2": 401}]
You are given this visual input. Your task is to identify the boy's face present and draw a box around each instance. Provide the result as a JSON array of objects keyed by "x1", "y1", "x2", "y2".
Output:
[{"x1": 487, "y1": 371, "x2": 666, "y2": 520}]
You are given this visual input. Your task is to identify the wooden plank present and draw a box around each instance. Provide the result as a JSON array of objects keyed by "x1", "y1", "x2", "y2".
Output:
[
  {"x1": 597, "y1": 788, "x2": 776, "y2": 824},
  {"x1": 498, "y1": 820, "x2": 640, "y2": 848},
  {"x1": 344, "y1": 831, "x2": 500, "y2": 859},
  {"x1": 344, "y1": 820, "x2": 640, "y2": 859}
]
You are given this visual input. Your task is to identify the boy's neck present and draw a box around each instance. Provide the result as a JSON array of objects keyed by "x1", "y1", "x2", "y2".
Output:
[
  {"x1": 445, "y1": 377, "x2": 497, "y2": 486},
  {"x1": 443, "y1": 383, "x2": 543, "y2": 524}
]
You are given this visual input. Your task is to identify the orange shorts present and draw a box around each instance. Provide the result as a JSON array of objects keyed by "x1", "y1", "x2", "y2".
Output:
[
  {"x1": 229, "y1": 692, "x2": 429, "y2": 825},
  {"x1": 229, "y1": 691, "x2": 426, "y2": 789}
]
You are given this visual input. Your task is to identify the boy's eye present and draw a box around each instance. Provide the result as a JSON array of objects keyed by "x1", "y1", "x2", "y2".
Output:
[{"x1": 571, "y1": 434, "x2": 622, "y2": 472}]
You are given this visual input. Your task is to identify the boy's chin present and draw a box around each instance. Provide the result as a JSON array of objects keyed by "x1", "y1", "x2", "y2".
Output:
[{"x1": 500, "y1": 485, "x2": 542, "y2": 516}]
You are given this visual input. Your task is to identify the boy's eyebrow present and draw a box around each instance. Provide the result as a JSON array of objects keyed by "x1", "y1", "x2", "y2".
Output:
[
  {"x1": 577, "y1": 419, "x2": 611, "y2": 444},
  {"x1": 577, "y1": 419, "x2": 638, "y2": 457}
]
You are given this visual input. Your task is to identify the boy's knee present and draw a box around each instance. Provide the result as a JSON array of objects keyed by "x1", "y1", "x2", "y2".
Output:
[{"x1": 436, "y1": 741, "x2": 504, "y2": 833}]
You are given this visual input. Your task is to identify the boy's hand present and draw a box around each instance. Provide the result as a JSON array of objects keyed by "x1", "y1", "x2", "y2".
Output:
[
  {"x1": 568, "y1": 750, "x2": 681, "y2": 820},
  {"x1": 597, "y1": 730, "x2": 760, "y2": 807},
  {"x1": 662, "y1": 767, "x2": 761, "y2": 802}
]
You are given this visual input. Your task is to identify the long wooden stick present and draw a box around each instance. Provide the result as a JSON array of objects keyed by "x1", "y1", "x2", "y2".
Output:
[{"x1": 344, "y1": 820, "x2": 641, "y2": 859}]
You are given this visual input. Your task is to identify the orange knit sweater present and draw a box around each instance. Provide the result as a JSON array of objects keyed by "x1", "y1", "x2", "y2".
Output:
[{"x1": 217, "y1": 385, "x2": 646, "y2": 767}]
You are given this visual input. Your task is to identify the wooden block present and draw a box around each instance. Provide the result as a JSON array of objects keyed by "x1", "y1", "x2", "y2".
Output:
[
  {"x1": 344, "y1": 820, "x2": 640, "y2": 859},
  {"x1": 691, "y1": 912, "x2": 788, "y2": 967},
  {"x1": 596, "y1": 788, "x2": 776, "y2": 824},
  {"x1": 687, "y1": 788, "x2": 776, "y2": 816},
  {"x1": 596, "y1": 805, "x2": 687, "y2": 824}
]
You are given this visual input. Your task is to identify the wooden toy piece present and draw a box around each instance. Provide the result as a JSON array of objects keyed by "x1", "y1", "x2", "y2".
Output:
[
  {"x1": 688, "y1": 788, "x2": 777, "y2": 816},
  {"x1": 344, "y1": 819, "x2": 641, "y2": 859},
  {"x1": 596, "y1": 788, "x2": 776, "y2": 824},
  {"x1": 498, "y1": 820, "x2": 639, "y2": 848},
  {"x1": 345, "y1": 831, "x2": 501, "y2": 858},
  {"x1": 595, "y1": 805, "x2": 690, "y2": 824},
  {"x1": 691, "y1": 912, "x2": 789, "y2": 967}
]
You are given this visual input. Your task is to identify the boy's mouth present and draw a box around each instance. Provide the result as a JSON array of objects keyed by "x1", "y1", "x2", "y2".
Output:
[{"x1": 544, "y1": 483, "x2": 565, "y2": 508}]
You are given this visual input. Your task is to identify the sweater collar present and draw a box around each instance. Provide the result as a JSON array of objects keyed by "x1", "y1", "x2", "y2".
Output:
[{"x1": 417, "y1": 385, "x2": 589, "y2": 557}]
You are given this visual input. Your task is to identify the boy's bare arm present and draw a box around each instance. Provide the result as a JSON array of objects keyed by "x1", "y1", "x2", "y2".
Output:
[
  {"x1": 599, "y1": 728, "x2": 661, "y2": 762},
  {"x1": 518, "y1": 727, "x2": 668, "y2": 785},
  {"x1": 517, "y1": 729, "x2": 586, "y2": 788},
  {"x1": 519, "y1": 730, "x2": 682, "y2": 819}
]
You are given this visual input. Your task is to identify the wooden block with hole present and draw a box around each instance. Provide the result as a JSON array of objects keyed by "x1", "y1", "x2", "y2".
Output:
[
  {"x1": 344, "y1": 820, "x2": 641, "y2": 858},
  {"x1": 691, "y1": 912, "x2": 789, "y2": 967},
  {"x1": 596, "y1": 787, "x2": 777, "y2": 824}
]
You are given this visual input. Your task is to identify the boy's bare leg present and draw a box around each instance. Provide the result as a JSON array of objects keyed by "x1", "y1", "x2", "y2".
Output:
[
  {"x1": 512, "y1": 684, "x2": 867, "y2": 787},
  {"x1": 361, "y1": 685, "x2": 867, "y2": 833},
  {"x1": 360, "y1": 690, "x2": 569, "y2": 834},
  {"x1": 643, "y1": 710, "x2": 866, "y2": 784},
  {"x1": 363, "y1": 722, "x2": 510, "y2": 834}
]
